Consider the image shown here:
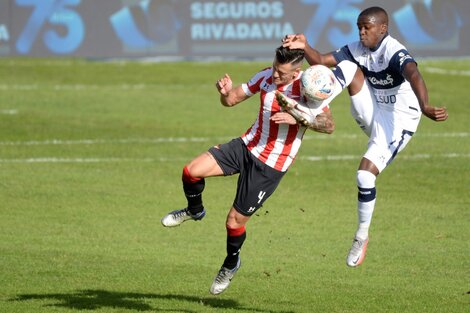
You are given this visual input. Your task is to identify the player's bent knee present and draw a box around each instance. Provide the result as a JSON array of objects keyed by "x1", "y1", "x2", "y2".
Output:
[
  {"x1": 356, "y1": 170, "x2": 376, "y2": 188},
  {"x1": 226, "y1": 208, "x2": 250, "y2": 229},
  {"x1": 182, "y1": 165, "x2": 202, "y2": 184}
]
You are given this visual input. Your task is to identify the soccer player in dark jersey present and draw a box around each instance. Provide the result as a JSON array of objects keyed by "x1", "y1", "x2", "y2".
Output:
[{"x1": 283, "y1": 6, "x2": 448, "y2": 267}]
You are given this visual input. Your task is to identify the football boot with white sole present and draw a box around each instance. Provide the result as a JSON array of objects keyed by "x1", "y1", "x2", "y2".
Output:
[
  {"x1": 209, "y1": 257, "x2": 241, "y2": 295},
  {"x1": 346, "y1": 237, "x2": 369, "y2": 267},
  {"x1": 161, "y1": 208, "x2": 205, "y2": 227}
]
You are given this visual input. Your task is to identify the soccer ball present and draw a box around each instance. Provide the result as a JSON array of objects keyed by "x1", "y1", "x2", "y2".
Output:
[{"x1": 300, "y1": 64, "x2": 335, "y2": 102}]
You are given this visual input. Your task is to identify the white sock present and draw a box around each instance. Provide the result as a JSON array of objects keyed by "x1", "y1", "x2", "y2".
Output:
[{"x1": 356, "y1": 170, "x2": 377, "y2": 240}]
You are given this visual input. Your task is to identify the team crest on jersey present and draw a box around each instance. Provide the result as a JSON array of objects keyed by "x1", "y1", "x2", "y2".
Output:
[
  {"x1": 361, "y1": 48, "x2": 368, "y2": 57},
  {"x1": 378, "y1": 54, "x2": 384, "y2": 66}
]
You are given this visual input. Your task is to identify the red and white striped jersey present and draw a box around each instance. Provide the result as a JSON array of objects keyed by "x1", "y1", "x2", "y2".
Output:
[{"x1": 240, "y1": 67, "x2": 307, "y2": 172}]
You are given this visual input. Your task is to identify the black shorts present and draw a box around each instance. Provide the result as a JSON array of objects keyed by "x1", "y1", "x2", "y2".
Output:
[{"x1": 208, "y1": 138, "x2": 285, "y2": 216}]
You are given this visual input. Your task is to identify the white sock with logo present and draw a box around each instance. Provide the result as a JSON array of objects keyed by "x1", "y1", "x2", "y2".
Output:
[{"x1": 356, "y1": 170, "x2": 377, "y2": 240}]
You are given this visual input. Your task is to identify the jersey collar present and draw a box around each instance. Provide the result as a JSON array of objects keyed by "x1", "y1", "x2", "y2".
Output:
[{"x1": 370, "y1": 33, "x2": 389, "y2": 52}]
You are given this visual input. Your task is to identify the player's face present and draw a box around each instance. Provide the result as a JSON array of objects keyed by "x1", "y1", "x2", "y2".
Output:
[
  {"x1": 272, "y1": 61, "x2": 299, "y2": 86},
  {"x1": 357, "y1": 14, "x2": 386, "y2": 48}
]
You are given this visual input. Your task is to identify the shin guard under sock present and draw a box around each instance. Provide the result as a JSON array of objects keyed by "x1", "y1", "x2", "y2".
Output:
[
  {"x1": 223, "y1": 225, "x2": 246, "y2": 269},
  {"x1": 356, "y1": 170, "x2": 376, "y2": 240},
  {"x1": 182, "y1": 166, "x2": 205, "y2": 215}
]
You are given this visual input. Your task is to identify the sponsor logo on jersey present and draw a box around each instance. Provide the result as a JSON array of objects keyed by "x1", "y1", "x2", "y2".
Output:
[{"x1": 368, "y1": 74, "x2": 394, "y2": 86}]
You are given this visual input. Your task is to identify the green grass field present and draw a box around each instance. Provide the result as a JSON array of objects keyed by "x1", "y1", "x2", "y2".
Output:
[{"x1": 0, "y1": 58, "x2": 469, "y2": 313}]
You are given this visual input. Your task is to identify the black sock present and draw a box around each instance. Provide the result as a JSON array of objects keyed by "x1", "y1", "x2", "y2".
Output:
[
  {"x1": 183, "y1": 178, "x2": 205, "y2": 215},
  {"x1": 223, "y1": 231, "x2": 246, "y2": 269}
]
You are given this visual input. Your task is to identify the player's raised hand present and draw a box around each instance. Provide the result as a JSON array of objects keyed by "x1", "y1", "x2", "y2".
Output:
[
  {"x1": 422, "y1": 105, "x2": 448, "y2": 122},
  {"x1": 216, "y1": 73, "x2": 233, "y2": 96},
  {"x1": 282, "y1": 34, "x2": 307, "y2": 50}
]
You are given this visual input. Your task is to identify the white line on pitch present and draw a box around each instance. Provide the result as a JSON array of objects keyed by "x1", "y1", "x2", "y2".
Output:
[
  {"x1": 0, "y1": 153, "x2": 469, "y2": 164},
  {"x1": 0, "y1": 109, "x2": 18, "y2": 115},
  {"x1": 0, "y1": 84, "x2": 149, "y2": 91},
  {"x1": 301, "y1": 153, "x2": 470, "y2": 162},
  {"x1": 0, "y1": 132, "x2": 467, "y2": 146},
  {"x1": 0, "y1": 83, "x2": 212, "y2": 91},
  {"x1": 0, "y1": 137, "x2": 214, "y2": 146},
  {"x1": 423, "y1": 67, "x2": 470, "y2": 76},
  {"x1": 0, "y1": 157, "x2": 171, "y2": 164}
]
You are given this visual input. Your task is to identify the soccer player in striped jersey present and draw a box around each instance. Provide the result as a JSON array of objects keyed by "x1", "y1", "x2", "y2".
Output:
[
  {"x1": 282, "y1": 6, "x2": 448, "y2": 267},
  {"x1": 161, "y1": 45, "x2": 334, "y2": 295}
]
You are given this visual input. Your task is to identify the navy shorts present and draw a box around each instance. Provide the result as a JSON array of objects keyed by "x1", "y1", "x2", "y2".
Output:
[{"x1": 208, "y1": 138, "x2": 285, "y2": 216}]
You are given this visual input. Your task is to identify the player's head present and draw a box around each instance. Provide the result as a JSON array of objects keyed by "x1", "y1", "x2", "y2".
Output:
[
  {"x1": 272, "y1": 46, "x2": 304, "y2": 86},
  {"x1": 357, "y1": 6, "x2": 389, "y2": 49}
]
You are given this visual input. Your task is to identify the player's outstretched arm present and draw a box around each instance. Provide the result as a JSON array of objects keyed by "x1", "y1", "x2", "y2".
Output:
[
  {"x1": 282, "y1": 34, "x2": 337, "y2": 67},
  {"x1": 403, "y1": 62, "x2": 448, "y2": 121},
  {"x1": 216, "y1": 73, "x2": 249, "y2": 107}
]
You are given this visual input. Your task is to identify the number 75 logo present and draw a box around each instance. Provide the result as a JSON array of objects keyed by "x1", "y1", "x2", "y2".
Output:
[{"x1": 16, "y1": 0, "x2": 84, "y2": 54}]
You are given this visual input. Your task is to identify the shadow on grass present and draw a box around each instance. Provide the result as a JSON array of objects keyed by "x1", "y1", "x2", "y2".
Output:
[{"x1": 11, "y1": 289, "x2": 296, "y2": 313}]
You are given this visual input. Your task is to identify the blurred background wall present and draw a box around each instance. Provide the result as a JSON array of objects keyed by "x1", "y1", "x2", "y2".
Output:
[{"x1": 1, "y1": 0, "x2": 468, "y2": 59}]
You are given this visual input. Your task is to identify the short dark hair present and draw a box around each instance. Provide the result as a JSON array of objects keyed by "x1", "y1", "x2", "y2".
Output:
[
  {"x1": 275, "y1": 46, "x2": 304, "y2": 65},
  {"x1": 359, "y1": 6, "x2": 389, "y2": 25}
]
